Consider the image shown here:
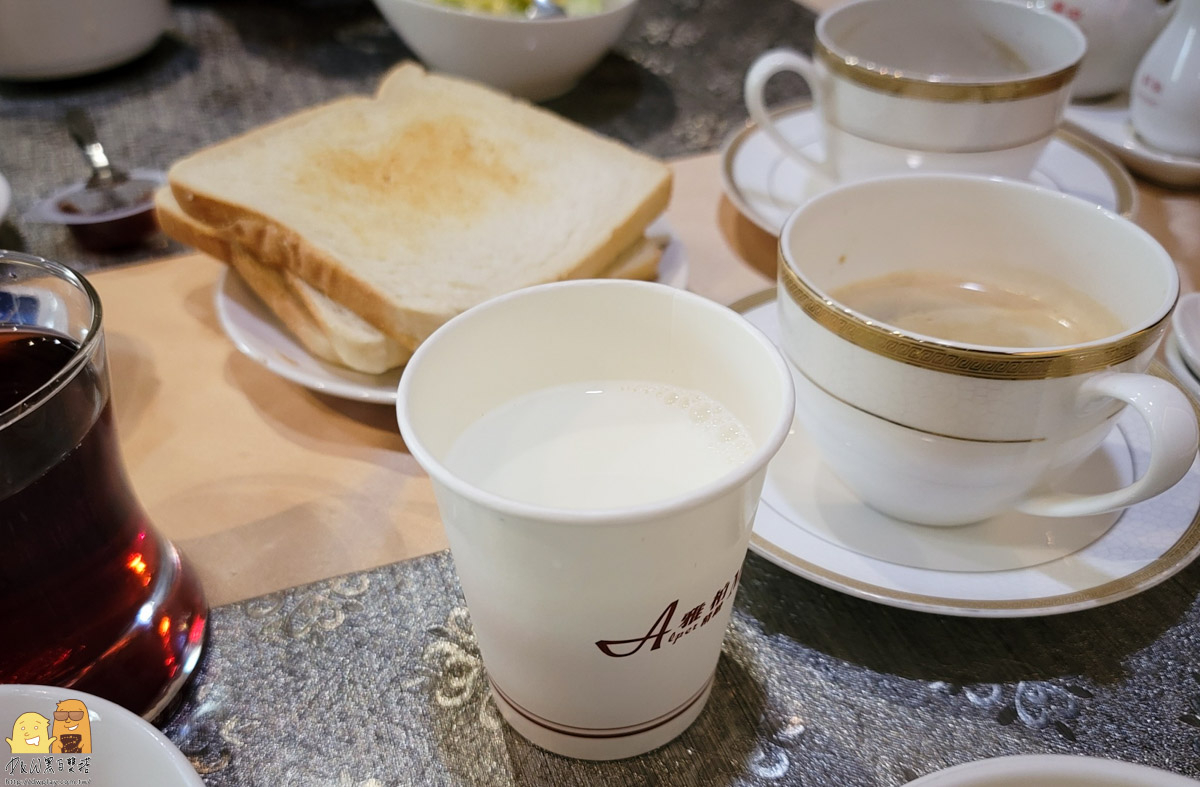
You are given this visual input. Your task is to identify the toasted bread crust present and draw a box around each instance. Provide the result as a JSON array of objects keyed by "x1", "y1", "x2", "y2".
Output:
[
  {"x1": 171, "y1": 179, "x2": 668, "y2": 346},
  {"x1": 155, "y1": 190, "x2": 232, "y2": 261},
  {"x1": 226, "y1": 246, "x2": 342, "y2": 366},
  {"x1": 159, "y1": 184, "x2": 660, "y2": 374},
  {"x1": 167, "y1": 62, "x2": 672, "y2": 348},
  {"x1": 157, "y1": 188, "x2": 414, "y2": 372}
]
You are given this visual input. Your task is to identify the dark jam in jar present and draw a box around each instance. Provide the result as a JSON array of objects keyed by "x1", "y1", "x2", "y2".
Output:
[{"x1": 55, "y1": 179, "x2": 160, "y2": 251}]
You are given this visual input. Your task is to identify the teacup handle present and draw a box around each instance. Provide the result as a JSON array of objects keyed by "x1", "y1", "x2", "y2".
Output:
[
  {"x1": 744, "y1": 49, "x2": 838, "y2": 188},
  {"x1": 1018, "y1": 372, "x2": 1199, "y2": 518}
]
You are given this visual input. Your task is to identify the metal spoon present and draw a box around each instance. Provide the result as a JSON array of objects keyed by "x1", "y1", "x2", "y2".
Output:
[
  {"x1": 526, "y1": 0, "x2": 566, "y2": 19},
  {"x1": 66, "y1": 108, "x2": 129, "y2": 191},
  {"x1": 1171, "y1": 291, "x2": 1200, "y2": 380},
  {"x1": 63, "y1": 107, "x2": 158, "y2": 216}
]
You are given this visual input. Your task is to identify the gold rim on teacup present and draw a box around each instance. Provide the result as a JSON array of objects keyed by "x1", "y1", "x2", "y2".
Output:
[
  {"x1": 779, "y1": 262, "x2": 1171, "y2": 381},
  {"x1": 812, "y1": 40, "x2": 1080, "y2": 103}
]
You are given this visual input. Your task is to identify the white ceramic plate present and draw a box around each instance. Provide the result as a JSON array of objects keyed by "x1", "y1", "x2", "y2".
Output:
[
  {"x1": 0, "y1": 684, "x2": 204, "y2": 786},
  {"x1": 0, "y1": 170, "x2": 11, "y2": 225},
  {"x1": 216, "y1": 270, "x2": 408, "y2": 404},
  {"x1": 215, "y1": 220, "x2": 689, "y2": 404},
  {"x1": 1065, "y1": 93, "x2": 1200, "y2": 189},
  {"x1": 738, "y1": 291, "x2": 1200, "y2": 618},
  {"x1": 904, "y1": 755, "x2": 1200, "y2": 786},
  {"x1": 721, "y1": 104, "x2": 1138, "y2": 236}
]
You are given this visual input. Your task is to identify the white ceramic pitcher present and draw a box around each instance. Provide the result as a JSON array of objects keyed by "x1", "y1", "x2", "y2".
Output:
[
  {"x1": 1131, "y1": 0, "x2": 1200, "y2": 156},
  {"x1": 1034, "y1": 0, "x2": 1176, "y2": 98}
]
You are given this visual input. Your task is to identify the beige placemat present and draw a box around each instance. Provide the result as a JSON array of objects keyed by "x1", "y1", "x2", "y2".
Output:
[
  {"x1": 92, "y1": 154, "x2": 771, "y2": 608},
  {"x1": 92, "y1": 152, "x2": 1195, "y2": 608},
  {"x1": 95, "y1": 255, "x2": 446, "y2": 608}
]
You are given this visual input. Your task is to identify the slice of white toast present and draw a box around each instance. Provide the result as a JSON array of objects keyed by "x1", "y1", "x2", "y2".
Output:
[
  {"x1": 156, "y1": 188, "x2": 413, "y2": 374},
  {"x1": 157, "y1": 188, "x2": 664, "y2": 374},
  {"x1": 167, "y1": 62, "x2": 672, "y2": 348}
]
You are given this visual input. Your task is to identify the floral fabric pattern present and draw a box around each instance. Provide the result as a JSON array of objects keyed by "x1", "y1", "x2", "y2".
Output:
[{"x1": 161, "y1": 551, "x2": 1200, "y2": 785}]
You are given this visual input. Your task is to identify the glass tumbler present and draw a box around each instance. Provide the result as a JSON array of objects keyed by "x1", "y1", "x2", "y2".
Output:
[{"x1": 0, "y1": 250, "x2": 207, "y2": 720}]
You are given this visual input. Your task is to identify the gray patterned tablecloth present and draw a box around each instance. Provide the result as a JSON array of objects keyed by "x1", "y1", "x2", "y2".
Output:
[
  {"x1": 162, "y1": 550, "x2": 1200, "y2": 786},
  {"x1": 6, "y1": 0, "x2": 1200, "y2": 784}
]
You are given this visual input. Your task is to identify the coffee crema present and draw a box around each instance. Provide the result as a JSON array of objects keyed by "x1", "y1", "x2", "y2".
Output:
[{"x1": 830, "y1": 270, "x2": 1124, "y2": 348}]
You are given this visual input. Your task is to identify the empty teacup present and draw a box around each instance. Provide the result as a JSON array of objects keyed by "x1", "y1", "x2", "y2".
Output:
[
  {"x1": 776, "y1": 175, "x2": 1198, "y2": 527},
  {"x1": 744, "y1": 0, "x2": 1086, "y2": 186}
]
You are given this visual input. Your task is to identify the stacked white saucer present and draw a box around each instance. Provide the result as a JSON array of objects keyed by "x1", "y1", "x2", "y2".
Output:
[{"x1": 1167, "y1": 292, "x2": 1200, "y2": 401}]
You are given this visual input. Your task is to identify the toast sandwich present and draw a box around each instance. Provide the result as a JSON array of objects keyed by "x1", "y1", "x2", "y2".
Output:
[{"x1": 167, "y1": 62, "x2": 673, "y2": 352}]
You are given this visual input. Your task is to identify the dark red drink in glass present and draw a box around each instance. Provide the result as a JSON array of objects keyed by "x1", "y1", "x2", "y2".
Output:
[{"x1": 0, "y1": 250, "x2": 207, "y2": 720}]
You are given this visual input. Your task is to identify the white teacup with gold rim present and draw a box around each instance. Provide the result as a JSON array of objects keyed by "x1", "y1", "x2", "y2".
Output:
[
  {"x1": 744, "y1": 0, "x2": 1086, "y2": 188},
  {"x1": 777, "y1": 174, "x2": 1198, "y2": 527}
]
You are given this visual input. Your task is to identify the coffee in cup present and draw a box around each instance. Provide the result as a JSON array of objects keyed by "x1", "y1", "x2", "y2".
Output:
[
  {"x1": 744, "y1": 0, "x2": 1086, "y2": 187},
  {"x1": 775, "y1": 175, "x2": 1198, "y2": 527},
  {"x1": 828, "y1": 269, "x2": 1124, "y2": 348}
]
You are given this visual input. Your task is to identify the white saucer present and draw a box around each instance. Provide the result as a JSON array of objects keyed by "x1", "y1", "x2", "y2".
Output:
[
  {"x1": 1166, "y1": 333, "x2": 1200, "y2": 402},
  {"x1": 722, "y1": 104, "x2": 1138, "y2": 236},
  {"x1": 216, "y1": 269, "x2": 407, "y2": 404},
  {"x1": 0, "y1": 684, "x2": 204, "y2": 785},
  {"x1": 214, "y1": 220, "x2": 689, "y2": 404},
  {"x1": 737, "y1": 291, "x2": 1200, "y2": 618},
  {"x1": 1065, "y1": 93, "x2": 1200, "y2": 189},
  {"x1": 904, "y1": 755, "x2": 1200, "y2": 786},
  {"x1": 0, "y1": 171, "x2": 10, "y2": 224}
]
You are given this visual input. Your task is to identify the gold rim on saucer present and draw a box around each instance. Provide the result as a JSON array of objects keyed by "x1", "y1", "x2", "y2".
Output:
[
  {"x1": 813, "y1": 41, "x2": 1079, "y2": 103},
  {"x1": 749, "y1": 488, "x2": 1200, "y2": 614},
  {"x1": 718, "y1": 103, "x2": 1138, "y2": 236},
  {"x1": 778, "y1": 262, "x2": 1170, "y2": 380},
  {"x1": 731, "y1": 288, "x2": 1200, "y2": 617}
]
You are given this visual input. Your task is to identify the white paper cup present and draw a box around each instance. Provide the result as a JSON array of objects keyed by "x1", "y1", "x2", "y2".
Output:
[{"x1": 397, "y1": 280, "x2": 794, "y2": 760}]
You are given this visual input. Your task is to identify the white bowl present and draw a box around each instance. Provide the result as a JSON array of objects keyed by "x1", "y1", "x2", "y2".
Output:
[
  {"x1": 0, "y1": 684, "x2": 203, "y2": 785},
  {"x1": 0, "y1": 0, "x2": 170, "y2": 81},
  {"x1": 906, "y1": 755, "x2": 1200, "y2": 786},
  {"x1": 0, "y1": 171, "x2": 10, "y2": 225},
  {"x1": 371, "y1": 0, "x2": 639, "y2": 101}
]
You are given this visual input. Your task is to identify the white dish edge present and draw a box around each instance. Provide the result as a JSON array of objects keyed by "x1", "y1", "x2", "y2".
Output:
[
  {"x1": 721, "y1": 104, "x2": 1138, "y2": 236},
  {"x1": 215, "y1": 218, "x2": 689, "y2": 404},
  {"x1": 1065, "y1": 95, "x2": 1200, "y2": 189}
]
